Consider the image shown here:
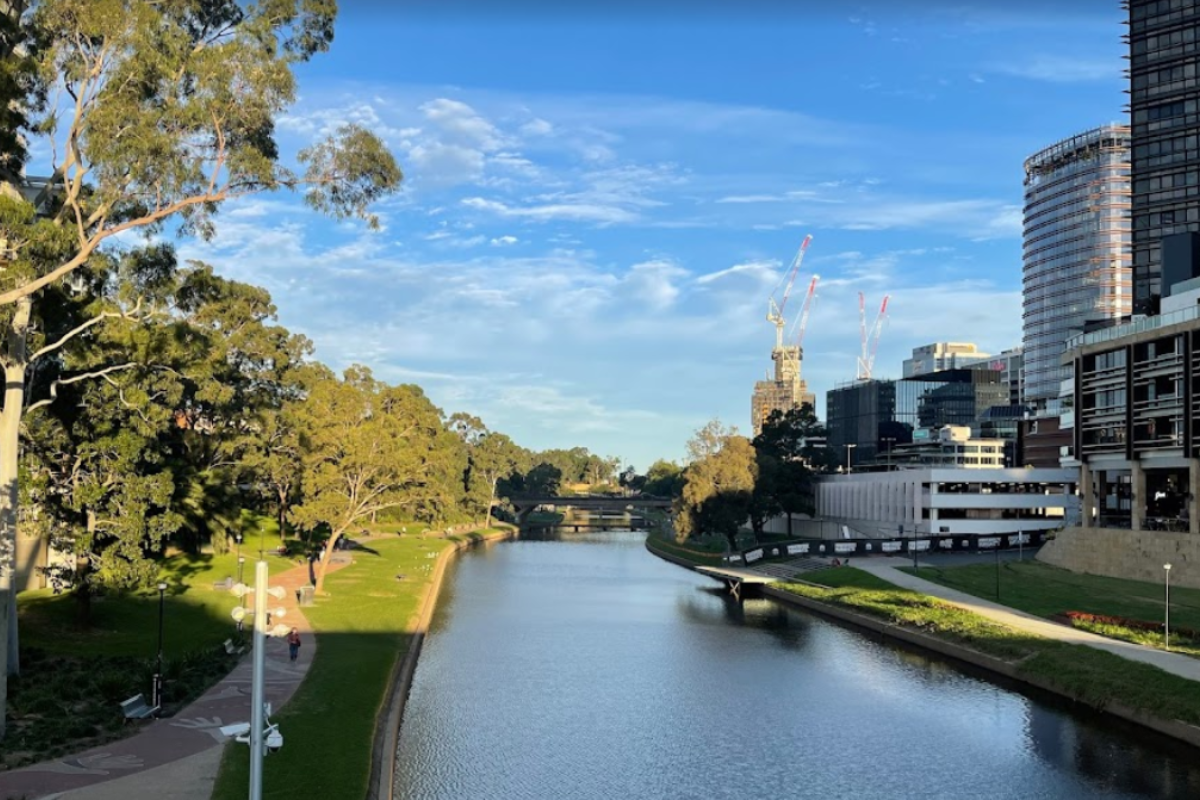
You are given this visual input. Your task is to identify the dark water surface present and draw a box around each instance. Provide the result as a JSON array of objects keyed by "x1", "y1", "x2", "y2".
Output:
[{"x1": 394, "y1": 531, "x2": 1200, "y2": 799}]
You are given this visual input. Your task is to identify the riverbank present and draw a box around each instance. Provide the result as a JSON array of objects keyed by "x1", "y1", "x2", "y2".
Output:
[
  {"x1": 209, "y1": 526, "x2": 514, "y2": 800},
  {"x1": 645, "y1": 544, "x2": 1200, "y2": 751},
  {"x1": 368, "y1": 527, "x2": 514, "y2": 800}
]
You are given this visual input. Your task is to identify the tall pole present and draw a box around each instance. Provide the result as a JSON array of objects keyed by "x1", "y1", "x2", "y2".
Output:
[
  {"x1": 845, "y1": 444, "x2": 856, "y2": 475},
  {"x1": 154, "y1": 582, "x2": 166, "y2": 709},
  {"x1": 994, "y1": 545, "x2": 1000, "y2": 601},
  {"x1": 250, "y1": 560, "x2": 267, "y2": 800},
  {"x1": 1164, "y1": 563, "x2": 1172, "y2": 651}
]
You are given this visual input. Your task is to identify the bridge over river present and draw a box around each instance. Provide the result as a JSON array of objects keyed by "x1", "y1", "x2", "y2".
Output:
[{"x1": 510, "y1": 495, "x2": 672, "y2": 528}]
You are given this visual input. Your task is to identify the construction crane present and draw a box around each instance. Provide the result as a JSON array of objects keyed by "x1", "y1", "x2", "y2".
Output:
[
  {"x1": 856, "y1": 292, "x2": 890, "y2": 381},
  {"x1": 789, "y1": 275, "x2": 819, "y2": 352},
  {"x1": 766, "y1": 234, "x2": 813, "y2": 350}
]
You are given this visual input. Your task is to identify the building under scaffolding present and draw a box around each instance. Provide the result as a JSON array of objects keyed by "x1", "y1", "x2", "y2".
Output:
[{"x1": 751, "y1": 343, "x2": 815, "y2": 437}]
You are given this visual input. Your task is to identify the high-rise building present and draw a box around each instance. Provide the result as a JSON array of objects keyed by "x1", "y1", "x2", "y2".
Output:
[
  {"x1": 1127, "y1": 0, "x2": 1200, "y2": 314},
  {"x1": 750, "y1": 343, "x2": 815, "y2": 437},
  {"x1": 1022, "y1": 124, "x2": 1132, "y2": 411},
  {"x1": 902, "y1": 343, "x2": 988, "y2": 378}
]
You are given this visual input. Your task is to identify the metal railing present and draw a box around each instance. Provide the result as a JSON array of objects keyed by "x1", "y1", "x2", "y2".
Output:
[{"x1": 1067, "y1": 304, "x2": 1200, "y2": 351}]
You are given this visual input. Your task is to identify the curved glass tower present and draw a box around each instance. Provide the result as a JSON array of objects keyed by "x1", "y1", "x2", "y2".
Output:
[{"x1": 1022, "y1": 124, "x2": 1132, "y2": 410}]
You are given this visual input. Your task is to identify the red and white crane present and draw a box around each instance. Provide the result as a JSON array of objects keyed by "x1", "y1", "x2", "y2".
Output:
[
  {"x1": 856, "y1": 292, "x2": 890, "y2": 381},
  {"x1": 790, "y1": 274, "x2": 819, "y2": 352},
  {"x1": 766, "y1": 234, "x2": 813, "y2": 350}
]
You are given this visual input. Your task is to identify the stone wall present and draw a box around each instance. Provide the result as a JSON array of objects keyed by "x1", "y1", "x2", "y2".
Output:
[{"x1": 1038, "y1": 526, "x2": 1200, "y2": 589}]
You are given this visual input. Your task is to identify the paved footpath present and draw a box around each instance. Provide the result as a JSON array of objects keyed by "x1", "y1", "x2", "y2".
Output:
[
  {"x1": 0, "y1": 557, "x2": 348, "y2": 800},
  {"x1": 854, "y1": 557, "x2": 1200, "y2": 683}
]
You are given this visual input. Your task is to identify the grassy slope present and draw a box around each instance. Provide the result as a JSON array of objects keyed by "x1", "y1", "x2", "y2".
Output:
[
  {"x1": 211, "y1": 531, "x2": 502, "y2": 800},
  {"x1": 903, "y1": 560, "x2": 1200, "y2": 631},
  {"x1": 783, "y1": 568, "x2": 1200, "y2": 725}
]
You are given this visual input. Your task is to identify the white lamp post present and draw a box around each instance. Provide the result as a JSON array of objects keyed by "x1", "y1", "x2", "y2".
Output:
[
  {"x1": 1164, "y1": 563, "x2": 1172, "y2": 650},
  {"x1": 845, "y1": 443, "x2": 857, "y2": 475},
  {"x1": 231, "y1": 561, "x2": 291, "y2": 800}
]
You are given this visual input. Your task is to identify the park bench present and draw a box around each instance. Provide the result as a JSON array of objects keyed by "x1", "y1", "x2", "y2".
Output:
[
  {"x1": 223, "y1": 638, "x2": 245, "y2": 656},
  {"x1": 120, "y1": 693, "x2": 159, "y2": 721},
  {"x1": 212, "y1": 576, "x2": 233, "y2": 591}
]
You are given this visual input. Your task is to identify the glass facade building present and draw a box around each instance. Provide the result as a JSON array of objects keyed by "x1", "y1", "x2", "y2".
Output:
[
  {"x1": 1128, "y1": 0, "x2": 1200, "y2": 314},
  {"x1": 1022, "y1": 125, "x2": 1132, "y2": 410},
  {"x1": 826, "y1": 371, "x2": 1008, "y2": 465}
]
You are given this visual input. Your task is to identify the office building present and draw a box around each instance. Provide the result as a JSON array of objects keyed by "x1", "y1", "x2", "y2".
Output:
[
  {"x1": 902, "y1": 343, "x2": 988, "y2": 379},
  {"x1": 1023, "y1": 124, "x2": 1132, "y2": 412},
  {"x1": 1128, "y1": 0, "x2": 1200, "y2": 314},
  {"x1": 826, "y1": 369, "x2": 1008, "y2": 465},
  {"x1": 960, "y1": 347, "x2": 1025, "y2": 406}
]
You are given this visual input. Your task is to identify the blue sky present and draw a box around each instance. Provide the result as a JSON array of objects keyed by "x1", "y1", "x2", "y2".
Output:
[{"x1": 180, "y1": 1, "x2": 1128, "y2": 471}]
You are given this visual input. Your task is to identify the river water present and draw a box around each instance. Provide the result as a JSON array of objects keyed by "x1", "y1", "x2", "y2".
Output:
[{"x1": 393, "y1": 530, "x2": 1200, "y2": 799}]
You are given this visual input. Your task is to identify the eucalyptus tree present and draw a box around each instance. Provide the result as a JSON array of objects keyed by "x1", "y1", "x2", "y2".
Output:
[
  {"x1": 675, "y1": 421, "x2": 757, "y2": 550},
  {"x1": 0, "y1": 0, "x2": 401, "y2": 735},
  {"x1": 290, "y1": 367, "x2": 463, "y2": 594},
  {"x1": 449, "y1": 413, "x2": 521, "y2": 528}
]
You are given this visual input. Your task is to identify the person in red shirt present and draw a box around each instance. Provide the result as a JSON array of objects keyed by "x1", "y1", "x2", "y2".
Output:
[{"x1": 287, "y1": 628, "x2": 302, "y2": 662}]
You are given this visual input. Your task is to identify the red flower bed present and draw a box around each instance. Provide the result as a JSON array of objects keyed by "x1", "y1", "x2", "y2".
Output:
[{"x1": 1064, "y1": 610, "x2": 1200, "y2": 640}]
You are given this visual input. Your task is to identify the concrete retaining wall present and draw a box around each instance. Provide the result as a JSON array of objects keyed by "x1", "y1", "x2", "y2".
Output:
[{"x1": 1038, "y1": 526, "x2": 1200, "y2": 589}]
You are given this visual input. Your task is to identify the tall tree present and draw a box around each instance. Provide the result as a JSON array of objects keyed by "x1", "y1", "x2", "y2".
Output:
[
  {"x1": 289, "y1": 367, "x2": 460, "y2": 594},
  {"x1": 676, "y1": 421, "x2": 757, "y2": 550},
  {"x1": 0, "y1": 0, "x2": 401, "y2": 733},
  {"x1": 449, "y1": 413, "x2": 519, "y2": 528}
]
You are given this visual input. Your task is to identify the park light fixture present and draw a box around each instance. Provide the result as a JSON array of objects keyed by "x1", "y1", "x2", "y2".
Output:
[
  {"x1": 1164, "y1": 563, "x2": 1173, "y2": 650},
  {"x1": 153, "y1": 581, "x2": 168, "y2": 710},
  {"x1": 228, "y1": 561, "x2": 292, "y2": 800}
]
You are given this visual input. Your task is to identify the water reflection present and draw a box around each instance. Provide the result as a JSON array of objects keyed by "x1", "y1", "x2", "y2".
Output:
[{"x1": 395, "y1": 530, "x2": 1200, "y2": 800}]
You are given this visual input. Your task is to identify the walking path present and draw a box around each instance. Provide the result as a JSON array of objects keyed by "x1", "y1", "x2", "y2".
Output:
[
  {"x1": 854, "y1": 557, "x2": 1200, "y2": 683},
  {"x1": 0, "y1": 556, "x2": 348, "y2": 800}
]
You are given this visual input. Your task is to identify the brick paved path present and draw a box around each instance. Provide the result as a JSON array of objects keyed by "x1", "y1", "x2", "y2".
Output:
[{"x1": 0, "y1": 557, "x2": 346, "y2": 800}]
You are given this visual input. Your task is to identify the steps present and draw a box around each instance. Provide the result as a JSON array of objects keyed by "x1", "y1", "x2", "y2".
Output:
[{"x1": 747, "y1": 556, "x2": 830, "y2": 581}]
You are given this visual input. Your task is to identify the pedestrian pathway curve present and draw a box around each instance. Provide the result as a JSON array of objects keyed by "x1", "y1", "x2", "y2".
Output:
[{"x1": 0, "y1": 557, "x2": 347, "y2": 800}]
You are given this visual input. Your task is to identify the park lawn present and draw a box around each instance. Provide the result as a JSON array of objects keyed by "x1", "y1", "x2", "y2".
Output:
[
  {"x1": 644, "y1": 531, "x2": 726, "y2": 567},
  {"x1": 211, "y1": 529, "x2": 506, "y2": 800},
  {"x1": 903, "y1": 560, "x2": 1200, "y2": 633},
  {"x1": 18, "y1": 549, "x2": 295, "y2": 658},
  {"x1": 780, "y1": 568, "x2": 1200, "y2": 726}
]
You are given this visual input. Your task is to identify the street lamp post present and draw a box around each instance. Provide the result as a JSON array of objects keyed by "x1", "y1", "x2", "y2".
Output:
[
  {"x1": 882, "y1": 437, "x2": 896, "y2": 471},
  {"x1": 1164, "y1": 563, "x2": 1173, "y2": 650},
  {"x1": 845, "y1": 443, "x2": 857, "y2": 475},
  {"x1": 154, "y1": 581, "x2": 167, "y2": 710}
]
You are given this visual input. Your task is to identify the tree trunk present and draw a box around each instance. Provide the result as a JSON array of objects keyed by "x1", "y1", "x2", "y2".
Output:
[
  {"x1": 313, "y1": 530, "x2": 344, "y2": 594},
  {"x1": 486, "y1": 476, "x2": 497, "y2": 529},
  {"x1": 787, "y1": 512, "x2": 793, "y2": 538},
  {"x1": 276, "y1": 487, "x2": 288, "y2": 546},
  {"x1": 0, "y1": 296, "x2": 30, "y2": 737}
]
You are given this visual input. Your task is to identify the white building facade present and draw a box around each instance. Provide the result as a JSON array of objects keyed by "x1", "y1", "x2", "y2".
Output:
[{"x1": 816, "y1": 468, "x2": 1080, "y2": 537}]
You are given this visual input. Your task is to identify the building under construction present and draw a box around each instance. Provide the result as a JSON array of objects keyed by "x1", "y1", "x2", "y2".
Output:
[
  {"x1": 751, "y1": 235, "x2": 818, "y2": 437},
  {"x1": 751, "y1": 343, "x2": 815, "y2": 437}
]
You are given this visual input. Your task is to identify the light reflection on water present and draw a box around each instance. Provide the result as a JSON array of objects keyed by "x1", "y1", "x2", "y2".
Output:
[{"x1": 395, "y1": 530, "x2": 1200, "y2": 799}]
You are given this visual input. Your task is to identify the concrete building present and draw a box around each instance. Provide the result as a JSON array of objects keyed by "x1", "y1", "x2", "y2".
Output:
[
  {"x1": 751, "y1": 343, "x2": 815, "y2": 438},
  {"x1": 882, "y1": 426, "x2": 1007, "y2": 470},
  {"x1": 1128, "y1": 0, "x2": 1200, "y2": 315},
  {"x1": 816, "y1": 468, "x2": 1079, "y2": 538},
  {"x1": 1022, "y1": 124, "x2": 1132, "y2": 412},
  {"x1": 902, "y1": 343, "x2": 988, "y2": 378},
  {"x1": 1065, "y1": 273, "x2": 1200, "y2": 532}
]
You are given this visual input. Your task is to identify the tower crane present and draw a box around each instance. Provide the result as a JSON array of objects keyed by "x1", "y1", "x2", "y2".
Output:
[
  {"x1": 789, "y1": 275, "x2": 819, "y2": 352},
  {"x1": 856, "y1": 292, "x2": 890, "y2": 381},
  {"x1": 766, "y1": 234, "x2": 813, "y2": 350}
]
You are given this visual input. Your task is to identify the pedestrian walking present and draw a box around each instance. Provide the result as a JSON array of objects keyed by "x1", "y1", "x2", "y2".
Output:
[{"x1": 287, "y1": 627, "x2": 302, "y2": 662}]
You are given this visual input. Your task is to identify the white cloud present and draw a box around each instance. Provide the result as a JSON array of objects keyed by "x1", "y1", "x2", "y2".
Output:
[
  {"x1": 986, "y1": 55, "x2": 1119, "y2": 83},
  {"x1": 461, "y1": 196, "x2": 639, "y2": 224},
  {"x1": 491, "y1": 235, "x2": 518, "y2": 246}
]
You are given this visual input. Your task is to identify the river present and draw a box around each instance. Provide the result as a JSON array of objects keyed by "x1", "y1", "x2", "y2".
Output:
[{"x1": 393, "y1": 530, "x2": 1200, "y2": 799}]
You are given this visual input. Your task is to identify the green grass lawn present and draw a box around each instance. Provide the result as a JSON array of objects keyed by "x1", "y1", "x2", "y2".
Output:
[
  {"x1": 211, "y1": 529, "x2": 507, "y2": 800},
  {"x1": 905, "y1": 560, "x2": 1200, "y2": 632},
  {"x1": 644, "y1": 531, "x2": 726, "y2": 567},
  {"x1": 781, "y1": 567, "x2": 1200, "y2": 726}
]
